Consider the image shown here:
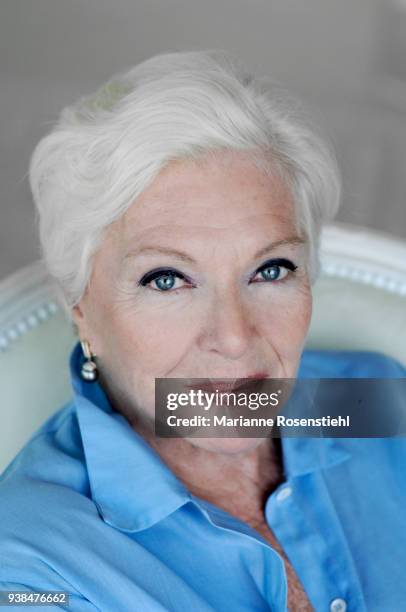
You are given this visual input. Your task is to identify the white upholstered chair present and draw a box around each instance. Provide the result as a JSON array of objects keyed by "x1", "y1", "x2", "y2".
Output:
[{"x1": 1, "y1": 222, "x2": 406, "y2": 472}]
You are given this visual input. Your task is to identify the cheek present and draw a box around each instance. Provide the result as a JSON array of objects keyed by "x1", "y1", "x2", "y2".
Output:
[
  {"x1": 107, "y1": 296, "x2": 201, "y2": 375},
  {"x1": 255, "y1": 284, "x2": 312, "y2": 353}
]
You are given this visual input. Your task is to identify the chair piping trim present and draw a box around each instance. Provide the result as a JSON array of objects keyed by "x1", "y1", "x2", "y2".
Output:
[
  {"x1": 0, "y1": 301, "x2": 59, "y2": 353},
  {"x1": 321, "y1": 263, "x2": 406, "y2": 296}
]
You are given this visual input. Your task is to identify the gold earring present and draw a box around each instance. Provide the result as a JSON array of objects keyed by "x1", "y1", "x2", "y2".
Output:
[{"x1": 80, "y1": 340, "x2": 98, "y2": 382}]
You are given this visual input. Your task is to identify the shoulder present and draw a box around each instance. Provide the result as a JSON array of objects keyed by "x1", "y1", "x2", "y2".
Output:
[
  {"x1": 0, "y1": 400, "x2": 98, "y2": 591},
  {"x1": 0, "y1": 486, "x2": 100, "y2": 605},
  {"x1": 299, "y1": 348, "x2": 406, "y2": 378}
]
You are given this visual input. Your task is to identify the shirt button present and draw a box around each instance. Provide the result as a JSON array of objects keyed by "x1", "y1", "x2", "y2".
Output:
[
  {"x1": 329, "y1": 598, "x2": 347, "y2": 612},
  {"x1": 276, "y1": 486, "x2": 292, "y2": 502}
]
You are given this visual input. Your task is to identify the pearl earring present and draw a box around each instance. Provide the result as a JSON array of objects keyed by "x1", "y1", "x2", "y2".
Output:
[{"x1": 80, "y1": 340, "x2": 98, "y2": 382}]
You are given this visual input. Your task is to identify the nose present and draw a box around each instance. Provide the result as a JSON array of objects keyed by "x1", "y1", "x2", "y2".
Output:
[{"x1": 198, "y1": 287, "x2": 255, "y2": 360}]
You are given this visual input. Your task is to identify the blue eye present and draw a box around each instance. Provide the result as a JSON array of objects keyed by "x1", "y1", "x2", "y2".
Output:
[
  {"x1": 139, "y1": 268, "x2": 189, "y2": 292},
  {"x1": 153, "y1": 274, "x2": 176, "y2": 291},
  {"x1": 139, "y1": 258, "x2": 298, "y2": 293},
  {"x1": 253, "y1": 258, "x2": 298, "y2": 283}
]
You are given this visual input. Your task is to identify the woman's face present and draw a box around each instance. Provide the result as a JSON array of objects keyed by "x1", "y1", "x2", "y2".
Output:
[{"x1": 73, "y1": 151, "x2": 313, "y2": 453}]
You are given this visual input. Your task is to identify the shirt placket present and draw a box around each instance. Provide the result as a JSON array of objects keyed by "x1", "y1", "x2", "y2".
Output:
[{"x1": 265, "y1": 471, "x2": 367, "y2": 612}]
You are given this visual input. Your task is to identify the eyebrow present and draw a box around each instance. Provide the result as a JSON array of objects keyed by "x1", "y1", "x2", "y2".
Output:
[{"x1": 123, "y1": 236, "x2": 306, "y2": 265}]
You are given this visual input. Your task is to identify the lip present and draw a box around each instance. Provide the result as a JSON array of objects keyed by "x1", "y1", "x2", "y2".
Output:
[{"x1": 185, "y1": 373, "x2": 268, "y2": 393}]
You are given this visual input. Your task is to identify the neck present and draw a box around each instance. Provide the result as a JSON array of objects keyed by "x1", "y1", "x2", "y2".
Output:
[{"x1": 133, "y1": 423, "x2": 285, "y2": 524}]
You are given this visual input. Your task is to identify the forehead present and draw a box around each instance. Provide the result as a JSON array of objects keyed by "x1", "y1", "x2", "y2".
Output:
[{"x1": 115, "y1": 152, "x2": 297, "y2": 246}]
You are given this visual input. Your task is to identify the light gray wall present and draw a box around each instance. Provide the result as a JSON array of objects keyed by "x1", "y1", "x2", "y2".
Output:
[{"x1": 1, "y1": 0, "x2": 406, "y2": 280}]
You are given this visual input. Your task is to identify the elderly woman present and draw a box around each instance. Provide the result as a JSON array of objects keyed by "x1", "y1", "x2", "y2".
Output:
[{"x1": 1, "y1": 50, "x2": 406, "y2": 612}]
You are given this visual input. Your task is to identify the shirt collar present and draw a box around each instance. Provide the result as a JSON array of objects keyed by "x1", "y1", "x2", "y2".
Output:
[
  {"x1": 283, "y1": 352, "x2": 352, "y2": 476},
  {"x1": 69, "y1": 342, "x2": 350, "y2": 531},
  {"x1": 70, "y1": 341, "x2": 191, "y2": 532}
]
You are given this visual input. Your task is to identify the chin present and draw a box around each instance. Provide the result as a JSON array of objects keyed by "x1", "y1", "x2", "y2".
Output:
[{"x1": 186, "y1": 436, "x2": 266, "y2": 455}]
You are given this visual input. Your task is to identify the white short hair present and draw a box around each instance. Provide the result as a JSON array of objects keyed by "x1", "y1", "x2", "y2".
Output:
[{"x1": 29, "y1": 49, "x2": 341, "y2": 318}]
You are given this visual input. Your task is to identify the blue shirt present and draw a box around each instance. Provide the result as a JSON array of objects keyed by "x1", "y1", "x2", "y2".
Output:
[{"x1": 1, "y1": 343, "x2": 406, "y2": 612}]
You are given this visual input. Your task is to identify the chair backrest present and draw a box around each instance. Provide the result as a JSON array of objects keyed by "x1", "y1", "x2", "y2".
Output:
[
  {"x1": 306, "y1": 222, "x2": 406, "y2": 359},
  {"x1": 1, "y1": 221, "x2": 406, "y2": 472}
]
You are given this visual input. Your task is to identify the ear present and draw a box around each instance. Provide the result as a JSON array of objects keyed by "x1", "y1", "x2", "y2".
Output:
[
  {"x1": 71, "y1": 300, "x2": 92, "y2": 342},
  {"x1": 71, "y1": 289, "x2": 102, "y2": 358}
]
